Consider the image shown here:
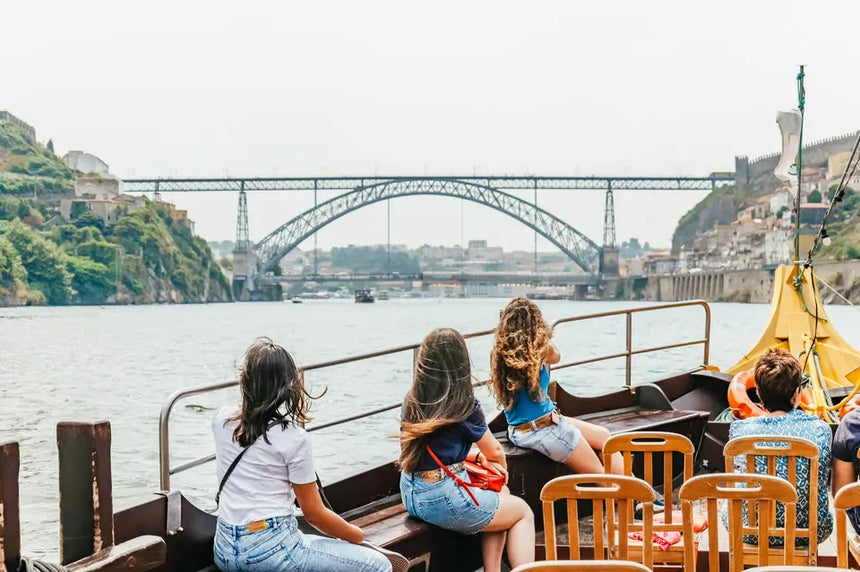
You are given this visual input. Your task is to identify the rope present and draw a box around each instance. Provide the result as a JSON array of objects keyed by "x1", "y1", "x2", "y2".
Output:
[
  {"x1": 816, "y1": 274, "x2": 860, "y2": 310},
  {"x1": 15, "y1": 557, "x2": 68, "y2": 572}
]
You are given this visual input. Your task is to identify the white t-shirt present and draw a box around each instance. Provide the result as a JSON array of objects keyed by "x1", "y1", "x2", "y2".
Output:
[{"x1": 212, "y1": 405, "x2": 316, "y2": 525}]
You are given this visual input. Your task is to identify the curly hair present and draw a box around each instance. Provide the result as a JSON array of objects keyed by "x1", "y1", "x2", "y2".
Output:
[
  {"x1": 489, "y1": 297, "x2": 553, "y2": 410},
  {"x1": 399, "y1": 328, "x2": 476, "y2": 474}
]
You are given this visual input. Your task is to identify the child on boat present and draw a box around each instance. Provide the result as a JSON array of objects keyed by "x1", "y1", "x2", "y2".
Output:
[
  {"x1": 212, "y1": 338, "x2": 392, "y2": 572},
  {"x1": 490, "y1": 297, "x2": 623, "y2": 475},
  {"x1": 399, "y1": 328, "x2": 535, "y2": 572}
]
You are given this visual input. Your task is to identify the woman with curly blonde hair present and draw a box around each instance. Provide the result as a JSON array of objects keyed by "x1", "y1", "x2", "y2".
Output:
[{"x1": 490, "y1": 297, "x2": 622, "y2": 474}]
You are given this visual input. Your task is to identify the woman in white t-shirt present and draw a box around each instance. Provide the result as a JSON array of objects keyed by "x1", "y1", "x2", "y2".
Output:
[{"x1": 213, "y1": 338, "x2": 391, "y2": 572}]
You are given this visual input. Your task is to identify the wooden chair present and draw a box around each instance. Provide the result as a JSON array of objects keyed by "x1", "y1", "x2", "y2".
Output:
[
  {"x1": 834, "y1": 480, "x2": 860, "y2": 568},
  {"x1": 745, "y1": 567, "x2": 854, "y2": 571},
  {"x1": 603, "y1": 431, "x2": 694, "y2": 565},
  {"x1": 679, "y1": 473, "x2": 798, "y2": 572},
  {"x1": 512, "y1": 560, "x2": 650, "y2": 572},
  {"x1": 724, "y1": 435, "x2": 820, "y2": 566},
  {"x1": 540, "y1": 474, "x2": 655, "y2": 569}
]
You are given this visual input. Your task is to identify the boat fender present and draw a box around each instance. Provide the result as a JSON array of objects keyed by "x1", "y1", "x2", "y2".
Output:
[
  {"x1": 729, "y1": 369, "x2": 816, "y2": 419},
  {"x1": 840, "y1": 394, "x2": 860, "y2": 419},
  {"x1": 728, "y1": 370, "x2": 767, "y2": 419}
]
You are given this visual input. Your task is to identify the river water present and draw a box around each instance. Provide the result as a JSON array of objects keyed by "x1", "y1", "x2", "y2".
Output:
[{"x1": 3, "y1": 298, "x2": 860, "y2": 558}]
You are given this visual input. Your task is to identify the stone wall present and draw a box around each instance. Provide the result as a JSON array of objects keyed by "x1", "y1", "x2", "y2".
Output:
[
  {"x1": 735, "y1": 131, "x2": 860, "y2": 187},
  {"x1": 607, "y1": 259, "x2": 860, "y2": 304}
]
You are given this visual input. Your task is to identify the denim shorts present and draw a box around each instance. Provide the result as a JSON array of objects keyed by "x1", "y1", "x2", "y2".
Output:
[
  {"x1": 400, "y1": 469, "x2": 500, "y2": 535},
  {"x1": 214, "y1": 515, "x2": 391, "y2": 572},
  {"x1": 508, "y1": 415, "x2": 581, "y2": 462}
]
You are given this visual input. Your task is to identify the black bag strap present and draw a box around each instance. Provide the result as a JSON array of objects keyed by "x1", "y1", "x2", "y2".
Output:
[{"x1": 215, "y1": 419, "x2": 282, "y2": 508}]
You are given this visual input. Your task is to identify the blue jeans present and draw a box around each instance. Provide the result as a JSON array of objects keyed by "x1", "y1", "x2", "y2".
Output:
[
  {"x1": 508, "y1": 415, "x2": 581, "y2": 462},
  {"x1": 214, "y1": 516, "x2": 391, "y2": 572},
  {"x1": 400, "y1": 469, "x2": 500, "y2": 535}
]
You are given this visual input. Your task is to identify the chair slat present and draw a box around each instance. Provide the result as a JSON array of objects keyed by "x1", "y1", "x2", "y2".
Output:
[
  {"x1": 834, "y1": 481, "x2": 860, "y2": 568},
  {"x1": 539, "y1": 474, "x2": 655, "y2": 567}
]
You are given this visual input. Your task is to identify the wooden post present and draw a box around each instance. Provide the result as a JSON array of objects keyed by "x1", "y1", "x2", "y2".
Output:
[
  {"x1": 57, "y1": 422, "x2": 114, "y2": 565},
  {"x1": 0, "y1": 441, "x2": 21, "y2": 572}
]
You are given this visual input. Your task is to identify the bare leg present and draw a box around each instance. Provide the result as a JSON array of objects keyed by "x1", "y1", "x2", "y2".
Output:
[
  {"x1": 480, "y1": 531, "x2": 507, "y2": 572},
  {"x1": 481, "y1": 488, "x2": 535, "y2": 570},
  {"x1": 562, "y1": 434, "x2": 605, "y2": 474},
  {"x1": 567, "y1": 417, "x2": 624, "y2": 474}
]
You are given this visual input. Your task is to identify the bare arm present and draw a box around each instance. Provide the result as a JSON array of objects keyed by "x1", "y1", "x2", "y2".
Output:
[
  {"x1": 294, "y1": 482, "x2": 364, "y2": 544},
  {"x1": 545, "y1": 342, "x2": 561, "y2": 365},
  {"x1": 833, "y1": 459, "x2": 857, "y2": 497},
  {"x1": 473, "y1": 428, "x2": 507, "y2": 477}
]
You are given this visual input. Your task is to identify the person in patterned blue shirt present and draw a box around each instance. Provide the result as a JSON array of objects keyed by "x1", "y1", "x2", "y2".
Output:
[{"x1": 723, "y1": 348, "x2": 833, "y2": 545}]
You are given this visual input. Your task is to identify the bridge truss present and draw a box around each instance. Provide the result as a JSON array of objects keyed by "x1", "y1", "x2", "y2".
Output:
[
  {"x1": 253, "y1": 178, "x2": 603, "y2": 274},
  {"x1": 123, "y1": 174, "x2": 731, "y2": 193}
]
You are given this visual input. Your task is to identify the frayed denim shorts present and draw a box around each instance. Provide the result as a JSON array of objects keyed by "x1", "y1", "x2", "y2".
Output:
[
  {"x1": 508, "y1": 415, "x2": 581, "y2": 462},
  {"x1": 400, "y1": 469, "x2": 500, "y2": 535}
]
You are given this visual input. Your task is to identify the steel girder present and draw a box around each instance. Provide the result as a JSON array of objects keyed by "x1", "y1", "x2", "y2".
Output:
[
  {"x1": 254, "y1": 178, "x2": 602, "y2": 275},
  {"x1": 123, "y1": 175, "x2": 730, "y2": 193}
]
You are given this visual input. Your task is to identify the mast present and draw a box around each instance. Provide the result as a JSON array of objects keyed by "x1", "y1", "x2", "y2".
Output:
[{"x1": 794, "y1": 65, "x2": 806, "y2": 264}]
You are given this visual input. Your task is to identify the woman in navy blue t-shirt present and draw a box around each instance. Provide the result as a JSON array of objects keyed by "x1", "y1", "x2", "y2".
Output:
[{"x1": 399, "y1": 328, "x2": 535, "y2": 572}]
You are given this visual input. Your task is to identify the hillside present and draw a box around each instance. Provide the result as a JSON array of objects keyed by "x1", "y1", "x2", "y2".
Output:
[
  {"x1": 0, "y1": 122, "x2": 73, "y2": 195},
  {"x1": 0, "y1": 197, "x2": 232, "y2": 305},
  {"x1": 0, "y1": 123, "x2": 232, "y2": 306}
]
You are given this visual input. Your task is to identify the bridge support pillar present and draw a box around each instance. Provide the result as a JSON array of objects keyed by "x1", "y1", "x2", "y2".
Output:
[{"x1": 599, "y1": 247, "x2": 620, "y2": 278}]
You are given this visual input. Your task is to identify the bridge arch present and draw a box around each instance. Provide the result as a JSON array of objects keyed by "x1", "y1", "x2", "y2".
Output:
[{"x1": 254, "y1": 178, "x2": 601, "y2": 274}]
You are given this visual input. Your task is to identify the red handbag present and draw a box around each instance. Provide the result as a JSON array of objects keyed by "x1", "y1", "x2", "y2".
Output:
[{"x1": 425, "y1": 446, "x2": 505, "y2": 506}]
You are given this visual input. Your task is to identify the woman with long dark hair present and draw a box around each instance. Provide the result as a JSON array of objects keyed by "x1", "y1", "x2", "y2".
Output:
[
  {"x1": 213, "y1": 338, "x2": 392, "y2": 572},
  {"x1": 400, "y1": 328, "x2": 535, "y2": 572}
]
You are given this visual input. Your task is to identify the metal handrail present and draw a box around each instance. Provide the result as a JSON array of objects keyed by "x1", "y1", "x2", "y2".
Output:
[
  {"x1": 549, "y1": 300, "x2": 711, "y2": 388},
  {"x1": 158, "y1": 300, "x2": 711, "y2": 491}
]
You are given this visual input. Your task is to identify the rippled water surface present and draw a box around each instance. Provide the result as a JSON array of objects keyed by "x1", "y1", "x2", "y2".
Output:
[{"x1": 3, "y1": 298, "x2": 860, "y2": 557}]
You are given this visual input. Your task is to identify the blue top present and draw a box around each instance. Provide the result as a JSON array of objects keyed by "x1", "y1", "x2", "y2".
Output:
[
  {"x1": 833, "y1": 409, "x2": 860, "y2": 534},
  {"x1": 721, "y1": 408, "x2": 833, "y2": 545},
  {"x1": 413, "y1": 400, "x2": 488, "y2": 472},
  {"x1": 504, "y1": 365, "x2": 555, "y2": 426}
]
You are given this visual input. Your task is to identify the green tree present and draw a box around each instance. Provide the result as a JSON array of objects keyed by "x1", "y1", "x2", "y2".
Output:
[
  {"x1": 46, "y1": 139, "x2": 55, "y2": 154},
  {"x1": 0, "y1": 236, "x2": 28, "y2": 299},
  {"x1": 808, "y1": 190, "x2": 822, "y2": 203},
  {"x1": 69, "y1": 201, "x2": 89, "y2": 220},
  {"x1": 73, "y1": 210, "x2": 106, "y2": 232},
  {"x1": 0, "y1": 220, "x2": 73, "y2": 304},
  {"x1": 67, "y1": 256, "x2": 114, "y2": 303}
]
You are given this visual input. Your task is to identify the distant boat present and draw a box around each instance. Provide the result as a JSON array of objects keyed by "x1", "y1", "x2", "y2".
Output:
[
  {"x1": 377, "y1": 290, "x2": 389, "y2": 301},
  {"x1": 291, "y1": 299, "x2": 303, "y2": 304},
  {"x1": 354, "y1": 289, "x2": 375, "y2": 303}
]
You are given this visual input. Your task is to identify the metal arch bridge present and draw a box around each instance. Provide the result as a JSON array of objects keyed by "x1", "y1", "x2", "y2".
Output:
[
  {"x1": 254, "y1": 178, "x2": 603, "y2": 274},
  {"x1": 123, "y1": 174, "x2": 732, "y2": 193},
  {"x1": 122, "y1": 173, "x2": 733, "y2": 279}
]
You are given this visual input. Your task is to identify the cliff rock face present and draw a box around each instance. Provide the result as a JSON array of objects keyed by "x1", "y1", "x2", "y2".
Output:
[{"x1": 671, "y1": 190, "x2": 740, "y2": 254}]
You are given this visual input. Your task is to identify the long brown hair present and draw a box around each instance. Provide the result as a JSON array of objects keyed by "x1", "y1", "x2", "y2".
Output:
[
  {"x1": 228, "y1": 338, "x2": 322, "y2": 447},
  {"x1": 399, "y1": 328, "x2": 476, "y2": 473},
  {"x1": 489, "y1": 297, "x2": 553, "y2": 409}
]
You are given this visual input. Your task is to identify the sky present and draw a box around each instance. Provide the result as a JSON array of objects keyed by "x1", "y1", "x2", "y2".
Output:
[{"x1": 3, "y1": 1, "x2": 860, "y2": 252}]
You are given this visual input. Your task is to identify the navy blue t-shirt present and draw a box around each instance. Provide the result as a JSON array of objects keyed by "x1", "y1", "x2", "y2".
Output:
[
  {"x1": 411, "y1": 400, "x2": 488, "y2": 472},
  {"x1": 833, "y1": 409, "x2": 860, "y2": 534}
]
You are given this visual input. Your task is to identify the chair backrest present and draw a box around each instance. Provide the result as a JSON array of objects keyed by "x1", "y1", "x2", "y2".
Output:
[
  {"x1": 512, "y1": 560, "x2": 650, "y2": 572},
  {"x1": 679, "y1": 473, "x2": 798, "y2": 572},
  {"x1": 724, "y1": 435, "x2": 819, "y2": 560},
  {"x1": 603, "y1": 431, "x2": 694, "y2": 529},
  {"x1": 540, "y1": 474, "x2": 655, "y2": 568},
  {"x1": 744, "y1": 567, "x2": 854, "y2": 571},
  {"x1": 834, "y1": 480, "x2": 860, "y2": 568}
]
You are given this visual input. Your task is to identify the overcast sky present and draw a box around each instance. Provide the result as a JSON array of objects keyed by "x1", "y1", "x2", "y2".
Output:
[{"x1": 4, "y1": 1, "x2": 859, "y2": 252}]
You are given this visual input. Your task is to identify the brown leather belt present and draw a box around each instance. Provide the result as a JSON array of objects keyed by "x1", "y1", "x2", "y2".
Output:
[
  {"x1": 512, "y1": 410, "x2": 558, "y2": 434},
  {"x1": 414, "y1": 462, "x2": 465, "y2": 482}
]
